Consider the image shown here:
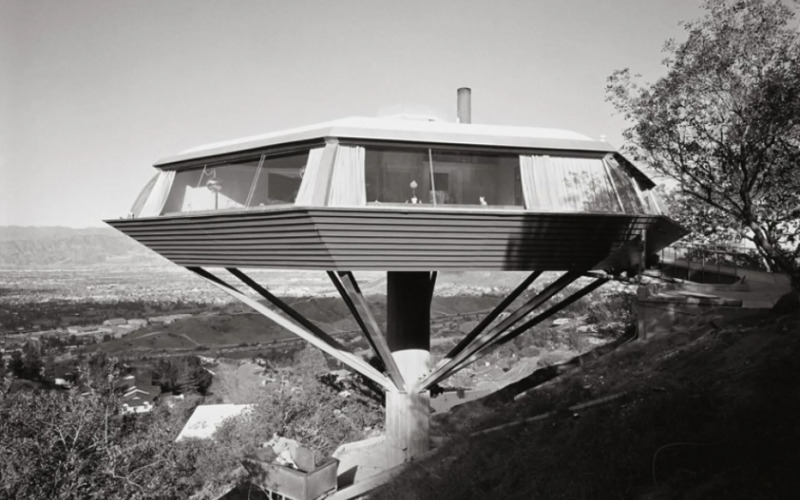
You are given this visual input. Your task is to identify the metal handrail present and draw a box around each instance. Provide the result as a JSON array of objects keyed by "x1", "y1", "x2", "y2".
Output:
[{"x1": 655, "y1": 243, "x2": 767, "y2": 284}]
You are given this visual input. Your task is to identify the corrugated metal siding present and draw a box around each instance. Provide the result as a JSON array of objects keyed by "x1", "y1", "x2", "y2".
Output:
[{"x1": 106, "y1": 207, "x2": 686, "y2": 271}]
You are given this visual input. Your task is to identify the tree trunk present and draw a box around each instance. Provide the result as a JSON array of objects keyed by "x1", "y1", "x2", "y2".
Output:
[{"x1": 748, "y1": 221, "x2": 800, "y2": 293}]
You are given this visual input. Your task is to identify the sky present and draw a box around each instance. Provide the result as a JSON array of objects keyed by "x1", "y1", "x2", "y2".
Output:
[{"x1": 0, "y1": 0, "x2": 704, "y2": 228}]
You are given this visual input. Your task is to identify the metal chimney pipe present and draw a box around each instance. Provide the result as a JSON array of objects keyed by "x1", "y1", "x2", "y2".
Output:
[{"x1": 457, "y1": 87, "x2": 471, "y2": 124}]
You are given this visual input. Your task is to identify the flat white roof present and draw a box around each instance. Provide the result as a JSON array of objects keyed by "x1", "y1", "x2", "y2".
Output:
[
  {"x1": 174, "y1": 403, "x2": 253, "y2": 441},
  {"x1": 156, "y1": 116, "x2": 615, "y2": 166}
]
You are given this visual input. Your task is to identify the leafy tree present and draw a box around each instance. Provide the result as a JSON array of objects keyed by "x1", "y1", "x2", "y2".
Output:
[
  {"x1": 9, "y1": 342, "x2": 45, "y2": 381},
  {"x1": 81, "y1": 351, "x2": 123, "y2": 394},
  {"x1": 153, "y1": 358, "x2": 181, "y2": 393},
  {"x1": 23, "y1": 342, "x2": 44, "y2": 380},
  {"x1": 0, "y1": 375, "x2": 203, "y2": 499},
  {"x1": 42, "y1": 354, "x2": 58, "y2": 384},
  {"x1": 660, "y1": 189, "x2": 771, "y2": 269},
  {"x1": 607, "y1": 0, "x2": 800, "y2": 292},
  {"x1": 243, "y1": 348, "x2": 383, "y2": 459},
  {"x1": 152, "y1": 356, "x2": 212, "y2": 395},
  {"x1": 186, "y1": 348, "x2": 384, "y2": 494},
  {"x1": 9, "y1": 350, "x2": 24, "y2": 379}
]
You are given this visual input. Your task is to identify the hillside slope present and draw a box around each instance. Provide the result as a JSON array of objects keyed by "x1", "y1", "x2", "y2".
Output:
[
  {"x1": 375, "y1": 310, "x2": 800, "y2": 500},
  {"x1": 0, "y1": 226, "x2": 162, "y2": 267}
]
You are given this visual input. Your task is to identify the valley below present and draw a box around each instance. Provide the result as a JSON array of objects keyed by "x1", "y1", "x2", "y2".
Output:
[{"x1": 1, "y1": 257, "x2": 633, "y2": 396}]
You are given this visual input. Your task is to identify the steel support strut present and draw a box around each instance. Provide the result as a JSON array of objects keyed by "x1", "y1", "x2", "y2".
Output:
[
  {"x1": 442, "y1": 277, "x2": 609, "y2": 378},
  {"x1": 187, "y1": 267, "x2": 394, "y2": 391},
  {"x1": 439, "y1": 271, "x2": 542, "y2": 366},
  {"x1": 229, "y1": 268, "x2": 341, "y2": 346},
  {"x1": 328, "y1": 271, "x2": 406, "y2": 391},
  {"x1": 417, "y1": 270, "x2": 585, "y2": 392}
]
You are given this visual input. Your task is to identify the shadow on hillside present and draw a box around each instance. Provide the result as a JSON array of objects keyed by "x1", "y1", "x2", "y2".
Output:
[{"x1": 374, "y1": 310, "x2": 800, "y2": 500}]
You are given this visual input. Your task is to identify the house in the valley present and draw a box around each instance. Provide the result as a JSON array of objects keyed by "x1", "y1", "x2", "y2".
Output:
[{"x1": 117, "y1": 373, "x2": 160, "y2": 414}]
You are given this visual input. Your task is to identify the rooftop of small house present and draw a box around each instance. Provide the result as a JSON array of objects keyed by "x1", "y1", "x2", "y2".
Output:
[{"x1": 175, "y1": 404, "x2": 254, "y2": 442}]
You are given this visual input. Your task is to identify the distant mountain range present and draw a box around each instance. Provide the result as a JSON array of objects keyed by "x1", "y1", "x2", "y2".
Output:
[{"x1": 0, "y1": 226, "x2": 165, "y2": 267}]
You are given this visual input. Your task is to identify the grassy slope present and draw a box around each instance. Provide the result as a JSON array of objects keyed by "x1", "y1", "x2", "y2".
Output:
[{"x1": 375, "y1": 310, "x2": 800, "y2": 500}]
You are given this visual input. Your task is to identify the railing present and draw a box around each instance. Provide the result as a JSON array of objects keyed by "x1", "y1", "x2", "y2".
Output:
[{"x1": 654, "y1": 243, "x2": 767, "y2": 284}]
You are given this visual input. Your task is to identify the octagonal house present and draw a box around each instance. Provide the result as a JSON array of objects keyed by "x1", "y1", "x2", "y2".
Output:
[{"x1": 107, "y1": 111, "x2": 685, "y2": 469}]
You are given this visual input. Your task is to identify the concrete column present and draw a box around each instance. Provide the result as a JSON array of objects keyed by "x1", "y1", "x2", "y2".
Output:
[{"x1": 385, "y1": 272, "x2": 432, "y2": 466}]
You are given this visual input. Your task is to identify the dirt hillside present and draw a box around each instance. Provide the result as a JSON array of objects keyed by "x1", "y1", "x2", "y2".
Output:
[{"x1": 375, "y1": 309, "x2": 800, "y2": 499}]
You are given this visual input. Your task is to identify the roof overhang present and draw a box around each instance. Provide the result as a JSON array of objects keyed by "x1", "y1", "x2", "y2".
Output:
[{"x1": 155, "y1": 117, "x2": 617, "y2": 167}]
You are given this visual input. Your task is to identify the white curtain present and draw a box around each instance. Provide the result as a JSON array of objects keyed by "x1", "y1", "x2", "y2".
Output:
[
  {"x1": 137, "y1": 170, "x2": 175, "y2": 217},
  {"x1": 328, "y1": 146, "x2": 366, "y2": 206},
  {"x1": 519, "y1": 155, "x2": 538, "y2": 210},
  {"x1": 519, "y1": 155, "x2": 621, "y2": 212},
  {"x1": 294, "y1": 147, "x2": 325, "y2": 206},
  {"x1": 621, "y1": 166, "x2": 666, "y2": 216},
  {"x1": 129, "y1": 174, "x2": 157, "y2": 217},
  {"x1": 603, "y1": 155, "x2": 646, "y2": 214}
]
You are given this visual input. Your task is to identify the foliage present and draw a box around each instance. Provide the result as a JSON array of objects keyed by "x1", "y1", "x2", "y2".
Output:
[
  {"x1": 8, "y1": 350, "x2": 25, "y2": 380},
  {"x1": 607, "y1": 0, "x2": 800, "y2": 291},
  {"x1": 658, "y1": 189, "x2": 771, "y2": 270},
  {"x1": 0, "y1": 351, "x2": 230, "y2": 499},
  {"x1": 230, "y1": 347, "x2": 382, "y2": 456},
  {"x1": 0, "y1": 383, "x2": 201, "y2": 499},
  {"x1": 0, "y1": 339, "x2": 383, "y2": 498},
  {"x1": 185, "y1": 346, "x2": 384, "y2": 496},
  {"x1": 8, "y1": 342, "x2": 44, "y2": 381},
  {"x1": 152, "y1": 356, "x2": 212, "y2": 395},
  {"x1": 584, "y1": 291, "x2": 635, "y2": 333}
]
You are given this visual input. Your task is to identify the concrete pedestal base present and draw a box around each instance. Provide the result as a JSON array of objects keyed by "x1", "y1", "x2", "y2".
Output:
[
  {"x1": 385, "y1": 390, "x2": 431, "y2": 466},
  {"x1": 385, "y1": 348, "x2": 431, "y2": 466}
]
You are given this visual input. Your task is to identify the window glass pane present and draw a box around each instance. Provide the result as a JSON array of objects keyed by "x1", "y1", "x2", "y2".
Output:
[
  {"x1": 162, "y1": 169, "x2": 203, "y2": 214},
  {"x1": 520, "y1": 156, "x2": 621, "y2": 212},
  {"x1": 604, "y1": 156, "x2": 645, "y2": 213},
  {"x1": 643, "y1": 189, "x2": 668, "y2": 215},
  {"x1": 365, "y1": 147, "x2": 431, "y2": 204},
  {"x1": 248, "y1": 151, "x2": 309, "y2": 207},
  {"x1": 430, "y1": 150, "x2": 523, "y2": 207},
  {"x1": 161, "y1": 158, "x2": 260, "y2": 213},
  {"x1": 364, "y1": 146, "x2": 523, "y2": 207},
  {"x1": 130, "y1": 174, "x2": 158, "y2": 216}
]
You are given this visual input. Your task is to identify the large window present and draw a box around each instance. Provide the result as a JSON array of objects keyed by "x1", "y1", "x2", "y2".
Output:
[
  {"x1": 248, "y1": 152, "x2": 308, "y2": 207},
  {"x1": 162, "y1": 160, "x2": 258, "y2": 213},
  {"x1": 147, "y1": 143, "x2": 654, "y2": 216},
  {"x1": 364, "y1": 146, "x2": 523, "y2": 208},
  {"x1": 430, "y1": 151, "x2": 522, "y2": 207},
  {"x1": 365, "y1": 148, "x2": 431, "y2": 204},
  {"x1": 519, "y1": 155, "x2": 622, "y2": 212},
  {"x1": 604, "y1": 156, "x2": 645, "y2": 213},
  {"x1": 160, "y1": 151, "x2": 309, "y2": 214}
]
